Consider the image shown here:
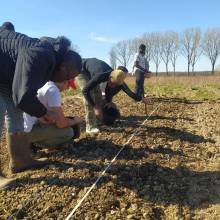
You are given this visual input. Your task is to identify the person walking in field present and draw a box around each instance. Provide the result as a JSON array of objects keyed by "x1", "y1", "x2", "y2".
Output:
[
  {"x1": 0, "y1": 26, "x2": 82, "y2": 189},
  {"x1": 76, "y1": 58, "x2": 149, "y2": 134}
]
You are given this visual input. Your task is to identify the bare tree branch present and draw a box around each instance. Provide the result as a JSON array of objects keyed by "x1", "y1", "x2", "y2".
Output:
[
  {"x1": 112, "y1": 40, "x2": 133, "y2": 68},
  {"x1": 109, "y1": 47, "x2": 117, "y2": 69},
  {"x1": 150, "y1": 32, "x2": 162, "y2": 76},
  {"x1": 181, "y1": 28, "x2": 201, "y2": 75},
  {"x1": 203, "y1": 28, "x2": 220, "y2": 74},
  {"x1": 168, "y1": 32, "x2": 179, "y2": 74},
  {"x1": 160, "y1": 31, "x2": 178, "y2": 75}
]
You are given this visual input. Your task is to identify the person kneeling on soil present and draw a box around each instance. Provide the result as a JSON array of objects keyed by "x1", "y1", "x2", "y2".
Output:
[
  {"x1": 76, "y1": 58, "x2": 149, "y2": 134},
  {"x1": 23, "y1": 80, "x2": 82, "y2": 149}
]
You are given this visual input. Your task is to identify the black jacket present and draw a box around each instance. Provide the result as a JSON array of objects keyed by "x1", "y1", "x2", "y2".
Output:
[
  {"x1": 81, "y1": 58, "x2": 142, "y2": 106},
  {"x1": 0, "y1": 28, "x2": 57, "y2": 117}
]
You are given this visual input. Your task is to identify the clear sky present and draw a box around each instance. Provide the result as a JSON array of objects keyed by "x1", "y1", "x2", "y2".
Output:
[{"x1": 1, "y1": 0, "x2": 220, "y2": 72}]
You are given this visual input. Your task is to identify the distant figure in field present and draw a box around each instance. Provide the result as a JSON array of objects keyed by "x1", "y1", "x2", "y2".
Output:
[{"x1": 133, "y1": 44, "x2": 151, "y2": 99}]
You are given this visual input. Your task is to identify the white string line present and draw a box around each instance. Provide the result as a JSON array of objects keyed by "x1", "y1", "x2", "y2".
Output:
[
  {"x1": 65, "y1": 102, "x2": 162, "y2": 220},
  {"x1": 7, "y1": 102, "x2": 161, "y2": 220},
  {"x1": 7, "y1": 158, "x2": 82, "y2": 219},
  {"x1": 6, "y1": 174, "x2": 59, "y2": 220}
]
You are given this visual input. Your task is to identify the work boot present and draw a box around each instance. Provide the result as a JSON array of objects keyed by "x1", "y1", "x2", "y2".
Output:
[
  {"x1": 72, "y1": 124, "x2": 81, "y2": 139},
  {"x1": 7, "y1": 132, "x2": 49, "y2": 174},
  {"x1": 86, "y1": 127, "x2": 100, "y2": 134},
  {"x1": 67, "y1": 117, "x2": 81, "y2": 139},
  {"x1": 0, "y1": 173, "x2": 14, "y2": 190}
]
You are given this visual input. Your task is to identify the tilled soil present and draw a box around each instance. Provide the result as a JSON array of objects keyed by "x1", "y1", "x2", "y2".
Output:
[{"x1": 0, "y1": 93, "x2": 220, "y2": 220}]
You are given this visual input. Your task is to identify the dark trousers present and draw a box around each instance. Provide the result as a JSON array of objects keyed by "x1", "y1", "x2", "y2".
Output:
[{"x1": 134, "y1": 69, "x2": 145, "y2": 98}]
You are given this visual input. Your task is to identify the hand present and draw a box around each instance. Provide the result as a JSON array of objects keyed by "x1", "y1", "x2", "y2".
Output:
[
  {"x1": 38, "y1": 117, "x2": 50, "y2": 124},
  {"x1": 71, "y1": 116, "x2": 83, "y2": 125},
  {"x1": 142, "y1": 97, "x2": 152, "y2": 105},
  {"x1": 41, "y1": 110, "x2": 60, "y2": 124},
  {"x1": 94, "y1": 105, "x2": 103, "y2": 118},
  {"x1": 104, "y1": 102, "x2": 114, "y2": 109},
  {"x1": 144, "y1": 72, "x2": 151, "y2": 78}
]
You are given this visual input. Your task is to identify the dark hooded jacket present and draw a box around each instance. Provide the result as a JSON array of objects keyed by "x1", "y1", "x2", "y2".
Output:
[{"x1": 0, "y1": 28, "x2": 68, "y2": 117}]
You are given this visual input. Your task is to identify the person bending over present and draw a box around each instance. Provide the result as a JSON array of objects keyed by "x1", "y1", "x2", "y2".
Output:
[
  {"x1": 0, "y1": 27, "x2": 82, "y2": 189},
  {"x1": 76, "y1": 58, "x2": 148, "y2": 134}
]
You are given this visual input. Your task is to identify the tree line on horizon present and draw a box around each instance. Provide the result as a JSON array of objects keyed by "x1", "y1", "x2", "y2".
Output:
[{"x1": 109, "y1": 28, "x2": 220, "y2": 76}]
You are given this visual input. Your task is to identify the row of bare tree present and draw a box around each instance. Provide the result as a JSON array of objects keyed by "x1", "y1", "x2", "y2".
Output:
[{"x1": 109, "y1": 28, "x2": 220, "y2": 75}]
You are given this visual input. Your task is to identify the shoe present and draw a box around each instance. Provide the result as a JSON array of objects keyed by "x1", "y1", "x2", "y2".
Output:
[
  {"x1": 0, "y1": 175, "x2": 14, "y2": 190},
  {"x1": 7, "y1": 132, "x2": 49, "y2": 174},
  {"x1": 86, "y1": 128, "x2": 100, "y2": 134},
  {"x1": 71, "y1": 124, "x2": 81, "y2": 139},
  {"x1": 66, "y1": 116, "x2": 81, "y2": 139}
]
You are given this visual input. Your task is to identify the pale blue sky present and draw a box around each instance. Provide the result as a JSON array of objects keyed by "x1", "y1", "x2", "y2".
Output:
[{"x1": 1, "y1": 0, "x2": 220, "y2": 72}]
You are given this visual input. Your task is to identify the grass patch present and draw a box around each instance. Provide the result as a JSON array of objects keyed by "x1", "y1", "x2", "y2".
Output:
[
  {"x1": 143, "y1": 84, "x2": 220, "y2": 100},
  {"x1": 62, "y1": 76, "x2": 220, "y2": 101}
]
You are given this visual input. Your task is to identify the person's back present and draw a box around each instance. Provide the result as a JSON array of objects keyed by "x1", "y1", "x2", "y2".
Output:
[
  {"x1": 82, "y1": 58, "x2": 112, "y2": 79},
  {"x1": 0, "y1": 28, "x2": 39, "y2": 60},
  {"x1": 0, "y1": 28, "x2": 40, "y2": 85}
]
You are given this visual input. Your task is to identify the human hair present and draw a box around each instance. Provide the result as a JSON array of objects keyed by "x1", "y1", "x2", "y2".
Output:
[
  {"x1": 53, "y1": 36, "x2": 71, "y2": 56},
  {"x1": 139, "y1": 44, "x2": 146, "y2": 50},
  {"x1": 2, "y1": 22, "x2": 15, "y2": 31},
  {"x1": 102, "y1": 106, "x2": 120, "y2": 126},
  {"x1": 117, "y1": 66, "x2": 128, "y2": 73},
  {"x1": 40, "y1": 36, "x2": 81, "y2": 73},
  {"x1": 62, "y1": 50, "x2": 82, "y2": 73},
  {"x1": 40, "y1": 36, "x2": 71, "y2": 56}
]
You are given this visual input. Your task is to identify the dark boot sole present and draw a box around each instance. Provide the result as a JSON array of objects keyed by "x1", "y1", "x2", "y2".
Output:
[{"x1": 10, "y1": 160, "x2": 49, "y2": 174}]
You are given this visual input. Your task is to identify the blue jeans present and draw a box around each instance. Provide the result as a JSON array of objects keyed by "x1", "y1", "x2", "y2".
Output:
[{"x1": 0, "y1": 85, "x2": 24, "y2": 137}]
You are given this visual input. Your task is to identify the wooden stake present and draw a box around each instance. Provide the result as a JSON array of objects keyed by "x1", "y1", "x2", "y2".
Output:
[
  {"x1": 143, "y1": 93, "x2": 148, "y2": 115},
  {"x1": 144, "y1": 103, "x2": 147, "y2": 115}
]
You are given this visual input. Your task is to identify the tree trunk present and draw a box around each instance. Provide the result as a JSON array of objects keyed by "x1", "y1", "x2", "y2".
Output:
[
  {"x1": 166, "y1": 63, "x2": 169, "y2": 76},
  {"x1": 173, "y1": 64, "x2": 176, "y2": 75},
  {"x1": 156, "y1": 64, "x2": 159, "y2": 76},
  {"x1": 187, "y1": 62, "x2": 190, "y2": 76},
  {"x1": 212, "y1": 62, "x2": 215, "y2": 75},
  {"x1": 192, "y1": 64, "x2": 195, "y2": 75}
]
